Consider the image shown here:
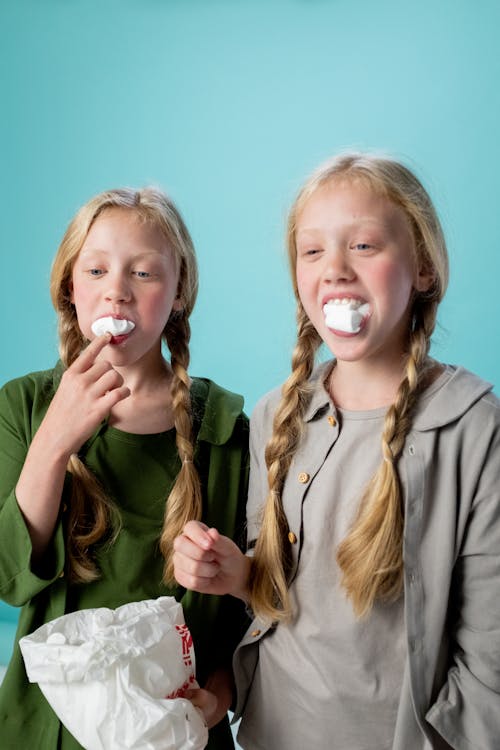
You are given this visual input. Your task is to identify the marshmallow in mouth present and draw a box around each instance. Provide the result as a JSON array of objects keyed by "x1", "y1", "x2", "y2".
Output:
[
  {"x1": 323, "y1": 299, "x2": 370, "y2": 333},
  {"x1": 91, "y1": 317, "x2": 135, "y2": 337}
]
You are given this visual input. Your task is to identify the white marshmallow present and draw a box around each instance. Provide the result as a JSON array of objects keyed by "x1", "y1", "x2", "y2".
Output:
[
  {"x1": 91, "y1": 317, "x2": 135, "y2": 337},
  {"x1": 323, "y1": 301, "x2": 369, "y2": 333}
]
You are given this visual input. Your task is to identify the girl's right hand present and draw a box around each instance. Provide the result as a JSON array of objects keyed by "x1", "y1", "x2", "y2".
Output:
[
  {"x1": 173, "y1": 521, "x2": 251, "y2": 602},
  {"x1": 15, "y1": 335, "x2": 130, "y2": 558},
  {"x1": 42, "y1": 334, "x2": 131, "y2": 459}
]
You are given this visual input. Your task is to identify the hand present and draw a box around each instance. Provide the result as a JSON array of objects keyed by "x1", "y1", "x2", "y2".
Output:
[
  {"x1": 185, "y1": 667, "x2": 235, "y2": 729},
  {"x1": 41, "y1": 333, "x2": 131, "y2": 459},
  {"x1": 184, "y1": 687, "x2": 218, "y2": 729},
  {"x1": 15, "y1": 334, "x2": 130, "y2": 557},
  {"x1": 173, "y1": 521, "x2": 251, "y2": 601}
]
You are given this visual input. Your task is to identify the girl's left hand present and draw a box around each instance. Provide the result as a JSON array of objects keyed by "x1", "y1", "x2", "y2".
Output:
[
  {"x1": 173, "y1": 521, "x2": 251, "y2": 601},
  {"x1": 184, "y1": 687, "x2": 218, "y2": 728},
  {"x1": 185, "y1": 666, "x2": 235, "y2": 729}
]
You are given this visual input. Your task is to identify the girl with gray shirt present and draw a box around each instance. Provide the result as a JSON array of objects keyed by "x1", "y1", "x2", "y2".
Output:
[{"x1": 173, "y1": 153, "x2": 500, "y2": 749}]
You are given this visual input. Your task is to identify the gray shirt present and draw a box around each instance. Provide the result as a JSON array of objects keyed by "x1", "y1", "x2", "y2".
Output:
[
  {"x1": 233, "y1": 362, "x2": 500, "y2": 750},
  {"x1": 240, "y1": 401, "x2": 407, "y2": 750}
]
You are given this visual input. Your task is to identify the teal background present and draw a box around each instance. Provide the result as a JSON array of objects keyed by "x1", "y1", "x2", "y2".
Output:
[{"x1": 1, "y1": 0, "x2": 499, "y2": 654}]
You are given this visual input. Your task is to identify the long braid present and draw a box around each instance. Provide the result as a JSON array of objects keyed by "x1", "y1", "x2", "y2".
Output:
[
  {"x1": 160, "y1": 311, "x2": 202, "y2": 583},
  {"x1": 249, "y1": 305, "x2": 321, "y2": 622},
  {"x1": 336, "y1": 299, "x2": 437, "y2": 616}
]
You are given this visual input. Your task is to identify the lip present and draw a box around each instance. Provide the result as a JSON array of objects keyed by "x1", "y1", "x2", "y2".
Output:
[{"x1": 108, "y1": 333, "x2": 131, "y2": 345}]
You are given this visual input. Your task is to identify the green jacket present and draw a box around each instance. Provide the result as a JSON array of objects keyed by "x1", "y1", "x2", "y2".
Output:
[{"x1": 0, "y1": 363, "x2": 249, "y2": 749}]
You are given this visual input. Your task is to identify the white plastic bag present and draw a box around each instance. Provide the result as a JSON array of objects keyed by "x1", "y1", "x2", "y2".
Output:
[{"x1": 19, "y1": 597, "x2": 208, "y2": 750}]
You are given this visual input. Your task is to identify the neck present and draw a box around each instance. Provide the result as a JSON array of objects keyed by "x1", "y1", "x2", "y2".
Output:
[
  {"x1": 328, "y1": 357, "x2": 409, "y2": 411},
  {"x1": 116, "y1": 352, "x2": 173, "y2": 394}
]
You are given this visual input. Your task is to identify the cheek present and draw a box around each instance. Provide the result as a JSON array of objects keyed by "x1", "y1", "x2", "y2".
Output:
[
  {"x1": 70, "y1": 278, "x2": 91, "y2": 311},
  {"x1": 295, "y1": 266, "x2": 314, "y2": 306},
  {"x1": 373, "y1": 260, "x2": 414, "y2": 307}
]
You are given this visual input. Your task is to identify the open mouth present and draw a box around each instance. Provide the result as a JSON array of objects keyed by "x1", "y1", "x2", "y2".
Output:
[
  {"x1": 323, "y1": 298, "x2": 370, "y2": 333},
  {"x1": 91, "y1": 316, "x2": 135, "y2": 337}
]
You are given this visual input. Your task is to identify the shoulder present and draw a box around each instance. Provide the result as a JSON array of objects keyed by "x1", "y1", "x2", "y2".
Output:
[
  {"x1": 413, "y1": 365, "x2": 499, "y2": 432},
  {"x1": 0, "y1": 364, "x2": 62, "y2": 413},
  {"x1": 190, "y1": 377, "x2": 248, "y2": 446},
  {"x1": 0, "y1": 365, "x2": 62, "y2": 443},
  {"x1": 250, "y1": 359, "x2": 333, "y2": 430}
]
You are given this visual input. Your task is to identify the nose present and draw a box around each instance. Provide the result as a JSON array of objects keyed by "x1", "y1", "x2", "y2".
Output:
[
  {"x1": 322, "y1": 246, "x2": 355, "y2": 284},
  {"x1": 104, "y1": 272, "x2": 132, "y2": 303}
]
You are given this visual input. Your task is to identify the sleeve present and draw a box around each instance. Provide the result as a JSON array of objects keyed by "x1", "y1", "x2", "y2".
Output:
[
  {"x1": 245, "y1": 395, "x2": 274, "y2": 550},
  {"x1": 0, "y1": 380, "x2": 66, "y2": 606},
  {"x1": 186, "y1": 411, "x2": 251, "y2": 684},
  {"x1": 426, "y1": 409, "x2": 500, "y2": 749}
]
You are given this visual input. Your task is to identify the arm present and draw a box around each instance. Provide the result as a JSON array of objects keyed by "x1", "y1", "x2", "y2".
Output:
[
  {"x1": 173, "y1": 397, "x2": 271, "y2": 600},
  {"x1": 15, "y1": 334, "x2": 130, "y2": 563},
  {"x1": 426, "y1": 406, "x2": 500, "y2": 748}
]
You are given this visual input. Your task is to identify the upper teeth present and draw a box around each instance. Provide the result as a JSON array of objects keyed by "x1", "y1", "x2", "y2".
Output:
[{"x1": 91, "y1": 317, "x2": 135, "y2": 337}]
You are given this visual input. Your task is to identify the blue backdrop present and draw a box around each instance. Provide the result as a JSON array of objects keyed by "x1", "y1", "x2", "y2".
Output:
[{"x1": 1, "y1": 0, "x2": 499, "y2": 650}]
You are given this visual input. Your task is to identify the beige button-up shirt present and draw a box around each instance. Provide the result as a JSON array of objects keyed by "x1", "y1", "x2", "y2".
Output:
[{"x1": 233, "y1": 362, "x2": 500, "y2": 750}]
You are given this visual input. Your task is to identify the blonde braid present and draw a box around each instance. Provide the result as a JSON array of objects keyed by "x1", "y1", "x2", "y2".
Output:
[
  {"x1": 336, "y1": 302, "x2": 436, "y2": 616},
  {"x1": 65, "y1": 454, "x2": 119, "y2": 582},
  {"x1": 160, "y1": 312, "x2": 202, "y2": 583},
  {"x1": 249, "y1": 305, "x2": 321, "y2": 622}
]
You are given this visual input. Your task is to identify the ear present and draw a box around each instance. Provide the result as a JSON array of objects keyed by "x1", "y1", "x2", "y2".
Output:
[
  {"x1": 414, "y1": 264, "x2": 435, "y2": 293},
  {"x1": 172, "y1": 294, "x2": 183, "y2": 312}
]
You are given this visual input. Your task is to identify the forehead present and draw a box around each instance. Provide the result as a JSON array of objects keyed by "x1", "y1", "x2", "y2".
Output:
[
  {"x1": 296, "y1": 177, "x2": 410, "y2": 234},
  {"x1": 76, "y1": 207, "x2": 178, "y2": 268}
]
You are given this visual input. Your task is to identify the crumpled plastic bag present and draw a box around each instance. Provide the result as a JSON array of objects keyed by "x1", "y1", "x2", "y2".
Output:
[{"x1": 19, "y1": 597, "x2": 208, "y2": 750}]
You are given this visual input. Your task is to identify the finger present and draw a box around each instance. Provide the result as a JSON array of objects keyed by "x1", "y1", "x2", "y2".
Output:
[
  {"x1": 174, "y1": 568, "x2": 220, "y2": 592},
  {"x1": 173, "y1": 534, "x2": 217, "y2": 563},
  {"x1": 204, "y1": 529, "x2": 240, "y2": 559},
  {"x1": 73, "y1": 334, "x2": 112, "y2": 373},
  {"x1": 91, "y1": 366, "x2": 126, "y2": 396},
  {"x1": 174, "y1": 549, "x2": 219, "y2": 579},
  {"x1": 99, "y1": 385, "x2": 131, "y2": 410},
  {"x1": 182, "y1": 520, "x2": 214, "y2": 551}
]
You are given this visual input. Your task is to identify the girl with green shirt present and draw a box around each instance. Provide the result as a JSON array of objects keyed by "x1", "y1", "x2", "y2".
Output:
[{"x1": 0, "y1": 187, "x2": 249, "y2": 749}]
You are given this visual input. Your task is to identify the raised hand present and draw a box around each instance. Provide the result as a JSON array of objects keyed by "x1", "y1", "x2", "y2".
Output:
[
  {"x1": 41, "y1": 333, "x2": 131, "y2": 458},
  {"x1": 173, "y1": 521, "x2": 251, "y2": 601},
  {"x1": 15, "y1": 334, "x2": 130, "y2": 558}
]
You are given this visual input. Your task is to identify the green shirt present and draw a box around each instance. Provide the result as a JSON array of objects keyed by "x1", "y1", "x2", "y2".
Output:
[{"x1": 0, "y1": 363, "x2": 249, "y2": 750}]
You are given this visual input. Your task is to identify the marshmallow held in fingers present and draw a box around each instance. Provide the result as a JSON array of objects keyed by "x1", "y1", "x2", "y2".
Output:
[
  {"x1": 323, "y1": 299, "x2": 370, "y2": 333},
  {"x1": 91, "y1": 317, "x2": 135, "y2": 337}
]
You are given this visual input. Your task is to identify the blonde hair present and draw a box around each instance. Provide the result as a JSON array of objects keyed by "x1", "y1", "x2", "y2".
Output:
[
  {"x1": 50, "y1": 187, "x2": 201, "y2": 583},
  {"x1": 249, "y1": 152, "x2": 449, "y2": 621}
]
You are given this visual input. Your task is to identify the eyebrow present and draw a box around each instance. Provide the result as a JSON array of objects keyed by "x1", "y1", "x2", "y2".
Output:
[
  {"x1": 78, "y1": 247, "x2": 165, "y2": 258},
  {"x1": 297, "y1": 219, "x2": 389, "y2": 239}
]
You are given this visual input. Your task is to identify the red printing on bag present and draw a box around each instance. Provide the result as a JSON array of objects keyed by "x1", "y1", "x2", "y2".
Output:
[
  {"x1": 165, "y1": 673, "x2": 196, "y2": 699},
  {"x1": 175, "y1": 624, "x2": 194, "y2": 667}
]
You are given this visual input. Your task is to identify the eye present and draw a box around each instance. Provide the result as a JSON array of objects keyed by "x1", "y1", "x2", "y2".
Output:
[
  {"x1": 88, "y1": 268, "x2": 105, "y2": 276},
  {"x1": 299, "y1": 247, "x2": 323, "y2": 259},
  {"x1": 351, "y1": 243, "x2": 372, "y2": 252},
  {"x1": 133, "y1": 270, "x2": 152, "y2": 279}
]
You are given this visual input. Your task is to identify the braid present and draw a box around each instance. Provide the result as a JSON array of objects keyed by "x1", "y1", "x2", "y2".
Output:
[
  {"x1": 336, "y1": 303, "x2": 436, "y2": 616},
  {"x1": 249, "y1": 305, "x2": 321, "y2": 622},
  {"x1": 160, "y1": 312, "x2": 202, "y2": 583},
  {"x1": 65, "y1": 454, "x2": 120, "y2": 583}
]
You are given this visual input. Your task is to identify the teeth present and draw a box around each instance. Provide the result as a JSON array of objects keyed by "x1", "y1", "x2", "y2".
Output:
[
  {"x1": 91, "y1": 317, "x2": 135, "y2": 337},
  {"x1": 323, "y1": 299, "x2": 369, "y2": 333}
]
